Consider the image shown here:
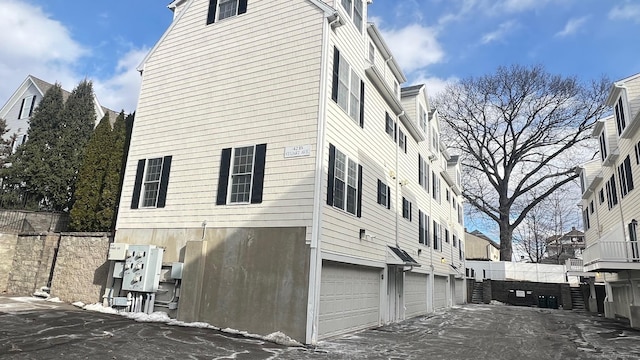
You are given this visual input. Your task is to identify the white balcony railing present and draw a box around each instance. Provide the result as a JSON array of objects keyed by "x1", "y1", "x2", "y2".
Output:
[
  {"x1": 565, "y1": 258, "x2": 584, "y2": 272},
  {"x1": 583, "y1": 241, "x2": 640, "y2": 264}
]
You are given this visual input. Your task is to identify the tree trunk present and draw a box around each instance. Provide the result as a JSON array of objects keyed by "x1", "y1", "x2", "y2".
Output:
[{"x1": 499, "y1": 215, "x2": 513, "y2": 261}]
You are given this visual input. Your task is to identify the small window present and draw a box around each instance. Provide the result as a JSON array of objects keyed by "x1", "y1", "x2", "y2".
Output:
[
  {"x1": 445, "y1": 188, "x2": 450, "y2": 202},
  {"x1": 453, "y1": 234, "x2": 457, "y2": 248},
  {"x1": 431, "y1": 126, "x2": 439, "y2": 153},
  {"x1": 598, "y1": 188, "x2": 605, "y2": 204},
  {"x1": 340, "y1": 0, "x2": 363, "y2": 30},
  {"x1": 606, "y1": 175, "x2": 618, "y2": 210},
  {"x1": 419, "y1": 105, "x2": 427, "y2": 133},
  {"x1": 11, "y1": 134, "x2": 27, "y2": 154},
  {"x1": 433, "y1": 220, "x2": 441, "y2": 250},
  {"x1": 589, "y1": 200, "x2": 594, "y2": 214},
  {"x1": 142, "y1": 158, "x2": 163, "y2": 207},
  {"x1": 445, "y1": 228, "x2": 450, "y2": 243},
  {"x1": 599, "y1": 131, "x2": 608, "y2": 162},
  {"x1": 18, "y1": 95, "x2": 36, "y2": 119},
  {"x1": 398, "y1": 130, "x2": 407, "y2": 153},
  {"x1": 583, "y1": 210, "x2": 591, "y2": 230},
  {"x1": 432, "y1": 171, "x2": 441, "y2": 202},
  {"x1": 618, "y1": 155, "x2": 634, "y2": 198},
  {"x1": 206, "y1": 0, "x2": 247, "y2": 24},
  {"x1": 377, "y1": 180, "x2": 390, "y2": 209},
  {"x1": 418, "y1": 155, "x2": 429, "y2": 192},
  {"x1": 385, "y1": 113, "x2": 396, "y2": 141},
  {"x1": 458, "y1": 204, "x2": 463, "y2": 225},
  {"x1": 402, "y1": 197, "x2": 412, "y2": 221}
]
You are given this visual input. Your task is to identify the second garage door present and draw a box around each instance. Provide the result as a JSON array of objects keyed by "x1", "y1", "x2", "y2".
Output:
[
  {"x1": 319, "y1": 261, "x2": 381, "y2": 338},
  {"x1": 405, "y1": 272, "x2": 428, "y2": 318},
  {"x1": 434, "y1": 275, "x2": 448, "y2": 310}
]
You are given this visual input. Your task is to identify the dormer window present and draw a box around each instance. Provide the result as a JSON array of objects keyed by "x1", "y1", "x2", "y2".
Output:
[
  {"x1": 615, "y1": 96, "x2": 627, "y2": 136},
  {"x1": 340, "y1": 0, "x2": 363, "y2": 30},
  {"x1": 599, "y1": 130, "x2": 607, "y2": 162},
  {"x1": 419, "y1": 106, "x2": 427, "y2": 133},
  {"x1": 19, "y1": 95, "x2": 36, "y2": 119},
  {"x1": 368, "y1": 42, "x2": 375, "y2": 64},
  {"x1": 206, "y1": 0, "x2": 247, "y2": 24}
]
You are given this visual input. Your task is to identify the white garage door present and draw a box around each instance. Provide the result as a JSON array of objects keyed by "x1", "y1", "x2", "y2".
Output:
[
  {"x1": 319, "y1": 261, "x2": 381, "y2": 338},
  {"x1": 455, "y1": 279, "x2": 465, "y2": 305},
  {"x1": 405, "y1": 273, "x2": 428, "y2": 318},
  {"x1": 434, "y1": 275, "x2": 448, "y2": 310}
]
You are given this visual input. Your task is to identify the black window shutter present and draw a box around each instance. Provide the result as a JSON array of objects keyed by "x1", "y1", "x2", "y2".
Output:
[
  {"x1": 394, "y1": 122, "x2": 397, "y2": 142},
  {"x1": 156, "y1": 156, "x2": 172, "y2": 208},
  {"x1": 216, "y1": 148, "x2": 232, "y2": 205},
  {"x1": 327, "y1": 144, "x2": 336, "y2": 206},
  {"x1": 331, "y1": 47, "x2": 340, "y2": 102},
  {"x1": 28, "y1": 96, "x2": 36, "y2": 117},
  {"x1": 131, "y1": 159, "x2": 146, "y2": 209},
  {"x1": 251, "y1": 144, "x2": 267, "y2": 204},
  {"x1": 238, "y1": 0, "x2": 248, "y2": 15},
  {"x1": 625, "y1": 156, "x2": 634, "y2": 191},
  {"x1": 419, "y1": 210, "x2": 424, "y2": 244},
  {"x1": 357, "y1": 164, "x2": 363, "y2": 217},
  {"x1": 206, "y1": 0, "x2": 218, "y2": 24},
  {"x1": 387, "y1": 186, "x2": 391, "y2": 209},
  {"x1": 409, "y1": 202, "x2": 412, "y2": 221},
  {"x1": 18, "y1": 98, "x2": 25, "y2": 120},
  {"x1": 418, "y1": 154, "x2": 423, "y2": 186},
  {"x1": 359, "y1": 81, "x2": 365, "y2": 128},
  {"x1": 377, "y1": 180, "x2": 382, "y2": 204}
]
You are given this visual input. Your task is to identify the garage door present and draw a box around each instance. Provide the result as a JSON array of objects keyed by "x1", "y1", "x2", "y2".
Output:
[
  {"x1": 455, "y1": 279, "x2": 465, "y2": 305},
  {"x1": 319, "y1": 261, "x2": 381, "y2": 338},
  {"x1": 434, "y1": 275, "x2": 448, "y2": 310},
  {"x1": 405, "y1": 273, "x2": 428, "y2": 317}
]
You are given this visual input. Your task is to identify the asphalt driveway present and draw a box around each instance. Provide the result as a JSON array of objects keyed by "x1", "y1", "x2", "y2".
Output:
[{"x1": 1, "y1": 296, "x2": 639, "y2": 359}]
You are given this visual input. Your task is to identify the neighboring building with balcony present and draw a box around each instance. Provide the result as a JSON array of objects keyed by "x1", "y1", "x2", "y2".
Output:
[
  {"x1": 543, "y1": 227, "x2": 585, "y2": 264},
  {"x1": 109, "y1": 0, "x2": 466, "y2": 344},
  {"x1": 578, "y1": 72, "x2": 640, "y2": 327}
]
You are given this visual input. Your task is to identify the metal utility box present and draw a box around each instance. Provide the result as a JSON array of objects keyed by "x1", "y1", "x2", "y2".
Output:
[
  {"x1": 108, "y1": 243, "x2": 129, "y2": 261},
  {"x1": 113, "y1": 262, "x2": 124, "y2": 278},
  {"x1": 121, "y1": 245, "x2": 164, "y2": 292},
  {"x1": 170, "y1": 262, "x2": 184, "y2": 280}
]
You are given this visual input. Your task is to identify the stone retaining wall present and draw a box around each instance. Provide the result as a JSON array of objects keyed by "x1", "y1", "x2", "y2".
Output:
[
  {"x1": 0, "y1": 233, "x2": 19, "y2": 293},
  {"x1": 6, "y1": 233, "x2": 59, "y2": 295}
]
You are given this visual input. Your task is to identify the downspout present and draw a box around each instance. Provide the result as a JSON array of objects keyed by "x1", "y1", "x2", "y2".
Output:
[
  {"x1": 395, "y1": 112, "x2": 401, "y2": 248},
  {"x1": 306, "y1": 12, "x2": 332, "y2": 346}
]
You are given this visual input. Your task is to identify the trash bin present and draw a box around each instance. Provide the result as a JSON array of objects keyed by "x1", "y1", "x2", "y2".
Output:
[
  {"x1": 537, "y1": 295, "x2": 547, "y2": 308},
  {"x1": 548, "y1": 295, "x2": 558, "y2": 309}
]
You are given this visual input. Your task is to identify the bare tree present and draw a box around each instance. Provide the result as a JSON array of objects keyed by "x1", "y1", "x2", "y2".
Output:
[{"x1": 434, "y1": 65, "x2": 609, "y2": 261}]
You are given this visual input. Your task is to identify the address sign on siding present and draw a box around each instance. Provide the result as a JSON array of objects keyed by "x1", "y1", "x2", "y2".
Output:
[{"x1": 284, "y1": 145, "x2": 311, "y2": 158}]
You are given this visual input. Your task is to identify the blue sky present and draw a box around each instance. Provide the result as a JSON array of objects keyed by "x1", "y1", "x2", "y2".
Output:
[{"x1": 1, "y1": 0, "x2": 639, "y2": 113}]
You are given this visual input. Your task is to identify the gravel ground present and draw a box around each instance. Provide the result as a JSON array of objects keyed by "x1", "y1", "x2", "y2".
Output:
[{"x1": 1, "y1": 297, "x2": 639, "y2": 360}]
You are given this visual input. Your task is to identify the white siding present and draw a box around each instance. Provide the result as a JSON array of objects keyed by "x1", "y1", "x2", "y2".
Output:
[{"x1": 116, "y1": 0, "x2": 325, "y2": 232}]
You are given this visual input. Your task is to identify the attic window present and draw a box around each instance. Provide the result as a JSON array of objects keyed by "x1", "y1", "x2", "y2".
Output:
[
  {"x1": 206, "y1": 0, "x2": 247, "y2": 24},
  {"x1": 19, "y1": 95, "x2": 36, "y2": 119}
]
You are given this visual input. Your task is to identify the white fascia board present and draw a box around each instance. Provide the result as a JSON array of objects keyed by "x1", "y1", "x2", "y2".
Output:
[
  {"x1": 0, "y1": 76, "x2": 36, "y2": 119},
  {"x1": 307, "y1": 0, "x2": 336, "y2": 15},
  {"x1": 399, "y1": 112, "x2": 425, "y2": 142}
]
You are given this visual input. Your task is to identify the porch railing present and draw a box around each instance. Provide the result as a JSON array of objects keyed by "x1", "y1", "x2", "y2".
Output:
[
  {"x1": 583, "y1": 241, "x2": 640, "y2": 264},
  {"x1": 565, "y1": 258, "x2": 584, "y2": 272}
]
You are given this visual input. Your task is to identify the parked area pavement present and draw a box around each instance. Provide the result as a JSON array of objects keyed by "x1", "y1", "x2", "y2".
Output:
[{"x1": 1, "y1": 296, "x2": 640, "y2": 360}]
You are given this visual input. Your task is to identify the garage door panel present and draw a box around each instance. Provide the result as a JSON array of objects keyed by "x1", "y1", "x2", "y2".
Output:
[
  {"x1": 319, "y1": 261, "x2": 380, "y2": 338},
  {"x1": 405, "y1": 273, "x2": 428, "y2": 317},
  {"x1": 455, "y1": 279, "x2": 465, "y2": 305},
  {"x1": 434, "y1": 276, "x2": 447, "y2": 310}
]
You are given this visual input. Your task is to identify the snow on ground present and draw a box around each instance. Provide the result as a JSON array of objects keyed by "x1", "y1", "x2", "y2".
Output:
[{"x1": 77, "y1": 302, "x2": 302, "y2": 347}]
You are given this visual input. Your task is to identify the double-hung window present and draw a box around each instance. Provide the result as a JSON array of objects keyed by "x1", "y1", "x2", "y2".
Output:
[
  {"x1": 605, "y1": 175, "x2": 618, "y2": 210},
  {"x1": 131, "y1": 156, "x2": 173, "y2": 209},
  {"x1": 327, "y1": 144, "x2": 362, "y2": 217},
  {"x1": 431, "y1": 126, "x2": 439, "y2": 153},
  {"x1": 419, "y1": 106, "x2": 427, "y2": 133},
  {"x1": 377, "y1": 180, "x2": 390, "y2": 208},
  {"x1": 432, "y1": 171, "x2": 441, "y2": 202},
  {"x1": 385, "y1": 112, "x2": 396, "y2": 141},
  {"x1": 599, "y1": 131, "x2": 608, "y2": 162},
  {"x1": 598, "y1": 188, "x2": 605, "y2": 205},
  {"x1": 398, "y1": 130, "x2": 407, "y2": 153},
  {"x1": 340, "y1": 0, "x2": 363, "y2": 30},
  {"x1": 18, "y1": 95, "x2": 36, "y2": 119},
  {"x1": 418, "y1": 155, "x2": 429, "y2": 192},
  {"x1": 217, "y1": 144, "x2": 267, "y2": 205},
  {"x1": 419, "y1": 210, "x2": 430, "y2": 246},
  {"x1": 433, "y1": 220, "x2": 441, "y2": 250},
  {"x1": 207, "y1": 0, "x2": 247, "y2": 24},
  {"x1": 332, "y1": 48, "x2": 364, "y2": 127},
  {"x1": 618, "y1": 155, "x2": 634, "y2": 198},
  {"x1": 402, "y1": 197, "x2": 412, "y2": 221},
  {"x1": 583, "y1": 209, "x2": 591, "y2": 230}
]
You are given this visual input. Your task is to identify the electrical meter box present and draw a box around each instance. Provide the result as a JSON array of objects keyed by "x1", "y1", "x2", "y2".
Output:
[{"x1": 121, "y1": 245, "x2": 164, "y2": 292}]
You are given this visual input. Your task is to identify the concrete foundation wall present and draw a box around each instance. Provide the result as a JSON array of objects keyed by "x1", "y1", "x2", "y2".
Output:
[
  {"x1": 0, "y1": 233, "x2": 19, "y2": 293},
  {"x1": 178, "y1": 226, "x2": 310, "y2": 343},
  {"x1": 50, "y1": 233, "x2": 111, "y2": 304}
]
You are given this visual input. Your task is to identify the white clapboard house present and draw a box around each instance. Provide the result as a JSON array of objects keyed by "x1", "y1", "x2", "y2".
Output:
[{"x1": 114, "y1": 0, "x2": 465, "y2": 344}]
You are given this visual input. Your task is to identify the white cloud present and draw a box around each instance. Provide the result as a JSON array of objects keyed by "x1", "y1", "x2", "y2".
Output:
[
  {"x1": 0, "y1": 0, "x2": 87, "y2": 101},
  {"x1": 93, "y1": 48, "x2": 148, "y2": 113},
  {"x1": 379, "y1": 24, "x2": 444, "y2": 73},
  {"x1": 555, "y1": 17, "x2": 589, "y2": 37},
  {"x1": 410, "y1": 73, "x2": 458, "y2": 98},
  {"x1": 609, "y1": 3, "x2": 640, "y2": 23},
  {"x1": 481, "y1": 21, "x2": 517, "y2": 44},
  {"x1": 495, "y1": 0, "x2": 552, "y2": 13}
]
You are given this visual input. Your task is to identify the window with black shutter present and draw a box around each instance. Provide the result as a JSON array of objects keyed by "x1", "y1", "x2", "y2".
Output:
[{"x1": 216, "y1": 144, "x2": 266, "y2": 205}]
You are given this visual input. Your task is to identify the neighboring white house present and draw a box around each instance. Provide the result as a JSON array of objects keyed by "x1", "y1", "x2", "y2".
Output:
[
  {"x1": 0, "y1": 75, "x2": 118, "y2": 152},
  {"x1": 578, "y1": 72, "x2": 640, "y2": 327},
  {"x1": 465, "y1": 229, "x2": 499, "y2": 261},
  {"x1": 110, "y1": 0, "x2": 465, "y2": 344}
]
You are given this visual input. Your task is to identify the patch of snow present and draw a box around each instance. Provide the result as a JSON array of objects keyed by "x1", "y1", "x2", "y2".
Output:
[
  {"x1": 33, "y1": 291, "x2": 50, "y2": 299},
  {"x1": 489, "y1": 300, "x2": 507, "y2": 306},
  {"x1": 12, "y1": 296, "x2": 45, "y2": 303},
  {"x1": 83, "y1": 303, "x2": 119, "y2": 314},
  {"x1": 45, "y1": 297, "x2": 63, "y2": 303},
  {"x1": 72, "y1": 301, "x2": 85, "y2": 308},
  {"x1": 264, "y1": 332, "x2": 302, "y2": 347}
]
